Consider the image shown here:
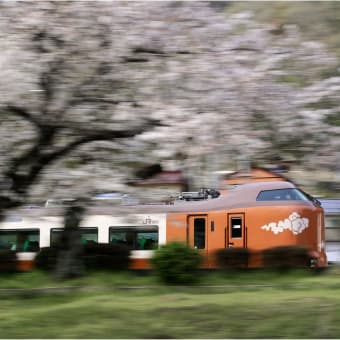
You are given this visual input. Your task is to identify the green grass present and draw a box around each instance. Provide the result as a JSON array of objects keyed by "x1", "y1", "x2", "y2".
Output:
[{"x1": 2, "y1": 268, "x2": 340, "y2": 338}]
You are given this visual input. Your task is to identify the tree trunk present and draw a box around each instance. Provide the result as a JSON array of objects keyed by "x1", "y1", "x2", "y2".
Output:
[{"x1": 55, "y1": 205, "x2": 85, "y2": 280}]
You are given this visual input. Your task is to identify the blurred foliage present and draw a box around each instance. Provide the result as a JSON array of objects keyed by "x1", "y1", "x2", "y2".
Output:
[
  {"x1": 83, "y1": 243, "x2": 130, "y2": 271},
  {"x1": 35, "y1": 244, "x2": 131, "y2": 273},
  {"x1": 225, "y1": 2, "x2": 340, "y2": 196},
  {"x1": 305, "y1": 97, "x2": 339, "y2": 110},
  {"x1": 228, "y1": 1, "x2": 340, "y2": 58},
  {"x1": 152, "y1": 242, "x2": 202, "y2": 285},
  {"x1": 0, "y1": 249, "x2": 17, "y2": 273},
  {"x1": 325, "y1": 111, "x2": 340, "y2": 127},
  {"x1": 277, "y1": 74, "x2": 307, "y2": 87},
  {"x1": 0, "y1": 1, "x2": 338, "y2": 208},
  {"x1": 215, "y1": 247, "x2": 250, "y2": 270},
  {"x1": 3, "y1": 269, "x2": 340, "y2": 338},
  {"x1": 262, "y1": 245, "x2": 310, "y2": 270},
  {"x1": 134, "y1": 163, "x2": 163, "y2": 180},
  {"x1": 35, "y1": 247, "x2": 58, "y2": 272}
]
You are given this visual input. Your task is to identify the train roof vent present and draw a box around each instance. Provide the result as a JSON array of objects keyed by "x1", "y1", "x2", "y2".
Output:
[{"x1": 176, "y1": 188, "x2": 220, "y2": 201}]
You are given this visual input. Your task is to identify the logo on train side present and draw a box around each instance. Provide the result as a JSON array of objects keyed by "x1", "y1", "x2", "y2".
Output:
[
  {"x1": 260, "y1": 212, "x2": 309, "y2": 235},
  {"x1": 123, "y1": 215, "x2": 158, "y2": 225},
  {"x1": 142, "y1": 216, "x2": 159, "y2": 225}
]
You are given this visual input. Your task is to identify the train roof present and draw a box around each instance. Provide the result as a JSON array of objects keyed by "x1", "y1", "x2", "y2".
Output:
[
  {"x1": 133, "y1": 180, "x2": 314, "y2": 213},
  {"x1": 5, "y1": 181, "x2": 316, "y2": 220}
]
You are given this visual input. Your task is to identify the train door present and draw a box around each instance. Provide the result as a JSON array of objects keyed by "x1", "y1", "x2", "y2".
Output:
[
  {"x1": 188, "y1": 215, "x2": 207, "y2": 254},
  {"x1": 227, "y1": 213, "x2": 246, "y2": 248}
]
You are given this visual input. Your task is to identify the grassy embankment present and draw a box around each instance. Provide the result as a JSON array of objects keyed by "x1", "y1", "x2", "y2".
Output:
[{"x1": 2, "y1": 268, "x2": 340, "y2": 338}]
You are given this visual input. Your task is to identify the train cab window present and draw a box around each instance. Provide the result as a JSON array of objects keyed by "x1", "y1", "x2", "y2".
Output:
[
  {"x1": 256, "y1": 189, "x2": 309, "y2": 201},
  {"x1": 194, "y1": 218, "x2": 205, "y2": 249},
  {"x1": 50, "y1": 227, "x2": 98, "y2": 246},
  {"x1": 0, "y1": 229, "x2": 39, "y2": 252},
  {"x1": 109, "y1": 226, "x2": 158, "y2": 250}
]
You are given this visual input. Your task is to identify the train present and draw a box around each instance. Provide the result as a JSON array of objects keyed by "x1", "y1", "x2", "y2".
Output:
[{"x1": 0, "y1": 181, "x2": 327, "y2": 270}]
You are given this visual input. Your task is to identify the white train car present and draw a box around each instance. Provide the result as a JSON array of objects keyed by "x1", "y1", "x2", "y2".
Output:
[{"x1": 0, "y1": 209, "x2": 167, "y2": 270}]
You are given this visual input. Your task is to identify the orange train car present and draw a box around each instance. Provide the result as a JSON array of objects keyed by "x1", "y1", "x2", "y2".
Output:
[{"x1": 0, "y1": 181, "x2": 327, "y2": 270}]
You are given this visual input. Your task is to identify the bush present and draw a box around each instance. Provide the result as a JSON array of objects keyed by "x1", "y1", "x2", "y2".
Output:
[
  {"x1": 151, "y1": 242, "x2": 203, "y2": 285},
  {"x1": 83, "y1": 243, "x2": 130, "y2": 271},
  {"x1": 34, "y1": 247, "x2": 58, "y2": 271},
  {"x1": 0, "y1": 249, "x2": 17, "y2": 272},
  {"x1": 262, "y1": 246, "x2": 310, "y2": 270},
  {"x1": 215, "y1": 248, "x2": 250, "y2": 270},
  {"x1": 35, "y1": 243, "x2": 131, "y2": 272}
]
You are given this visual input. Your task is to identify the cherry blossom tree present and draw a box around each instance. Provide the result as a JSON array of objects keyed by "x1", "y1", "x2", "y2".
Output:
[{"x1": 0, "y1": 1, "x2": 338, "y2": 220}]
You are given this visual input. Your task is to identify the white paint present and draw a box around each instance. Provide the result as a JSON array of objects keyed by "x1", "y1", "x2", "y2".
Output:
[
  {"x1": 261, "y1": 212, "x2": 309, "y2": 235},
  {"x1": 130, "y1": 250, "x2": 154, "y2": 259},
  {"x1": 16, "y1": 252, "x2": 36, "y2": 261},
  {"x1": 0, "y1": 212, "x2": 167, "y2": 259}
]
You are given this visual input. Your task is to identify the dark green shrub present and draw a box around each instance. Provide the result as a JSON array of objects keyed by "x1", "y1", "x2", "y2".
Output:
[
  {"x1": 83, "y1": 243, "x2": 130, "y2": 271},
  {"x1": 0, "y1": 249, "x2": 17, "y2": 272},
  {"x1": 151, "y1": 242, "x2": 203, "y2": 285},
  {"x1": 35, "y1": 244, "x2": 131, "y2": 272},
  {"x1": 34, "y1": 247, "x2": 58, "y2": 271},
  {"x1": 215, "y1": 247, "x2": 250, "y2": 270},
  {"x1": 262, "y1": 246, "x2": 310, "y2": 270}
]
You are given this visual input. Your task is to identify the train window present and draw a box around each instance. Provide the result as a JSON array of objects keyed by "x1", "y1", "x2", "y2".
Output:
[
  {"x1": 231, "y1": 218, "x2": 242, "y2": 238},
  {"x1": 211, "y1": 221, "x2": 215, "y2": 232},
  {"x1": 50, "y1": 227, "x2": 98, "y2": 246},
  {"x1": 109, "y1": 226, "x2": 158, "y2": 250},
  {"x1": 256, "y1": 189, "x2": 309, "y2": 201},
  {"x1": 194, "y1": 218, "x2": 205, "y2": 249},
  {"x1": 0, "y1": 229, "x2": 39, "y2": 252}
]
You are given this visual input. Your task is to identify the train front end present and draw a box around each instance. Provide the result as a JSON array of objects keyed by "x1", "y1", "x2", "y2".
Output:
[{"x1": 249, "y1": 185, "x2": 327, "y2": 268}]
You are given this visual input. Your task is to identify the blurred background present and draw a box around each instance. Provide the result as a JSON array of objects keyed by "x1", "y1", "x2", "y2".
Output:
[{"x1": 0, "y1": 1, "x2": 339, "y2": 223}]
